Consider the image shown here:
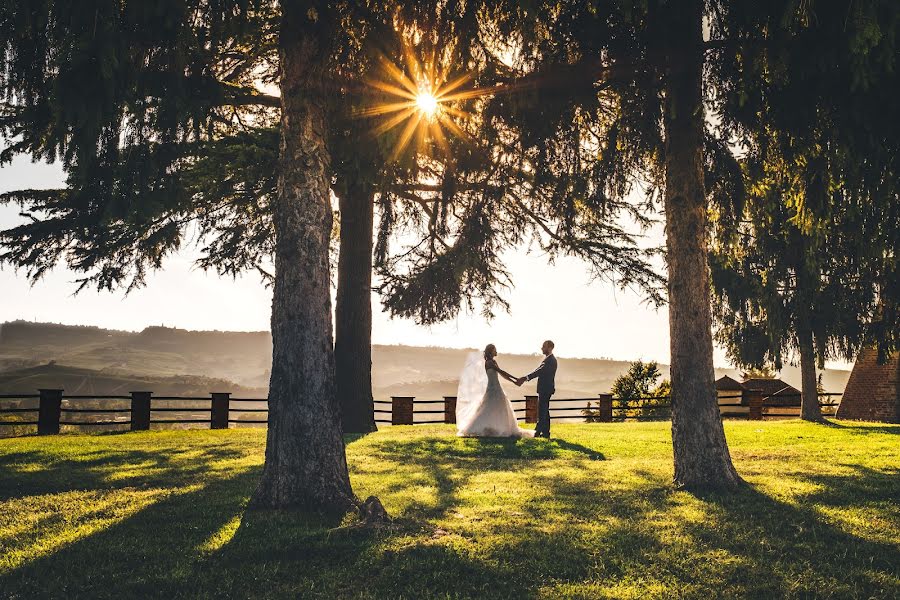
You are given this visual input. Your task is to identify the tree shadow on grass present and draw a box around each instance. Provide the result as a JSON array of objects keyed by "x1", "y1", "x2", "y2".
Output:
[
  {"x1": 509, "y1": 463, "x2": 900, "y2": 598},
  {"x1": 821, "y1": 420, "x2": 900, "y2": 435},
  {"x1": 372, "y1": 435, "x2": 605, "y2": 461},
  {"x1": 9, "y1": 461, "x2": 894, "y2": 599},
  {"x1": 364, "y1": 435, "x2": 604, "y2": 521},
  {"x1": 551, "y1": 438, "x2": 606, "y2": 460},
  {"x1": 211, "y1": 509, "x2": 530, "y2": 599},
  {"x1": 2, "y1": 463, "x2": 526, "y2": 599},
  {"x1": 3, "y1": 432, "x2": 896, "y2": 599},
  {"x1": 687, "y1": 480, "x2": 899, "y2": 597},
  {"x1": 1, "y1": 467, "x2": 261, "y2": 598},
  {"x1": 207, "y1": 456, "x2": 644, "y2": 599},
  {"x1": 344, "y1": 431, "x2": 375, "y2": 445},
  {"x1": 799, "y1": 463, "x2": 900, "y2": 506},
  {"x1": 0, "y1": 445, "x2": 247, "y2": 502}
]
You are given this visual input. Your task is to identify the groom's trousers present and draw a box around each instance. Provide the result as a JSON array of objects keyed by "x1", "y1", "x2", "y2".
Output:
[{"x1": 536, "y1": 392, "x2": 552, "y2": 437}]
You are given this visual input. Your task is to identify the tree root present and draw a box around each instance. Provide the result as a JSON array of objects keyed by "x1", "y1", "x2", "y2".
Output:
[{"x1": 357, "y1": 495, "x2": 391, "y2": 525}]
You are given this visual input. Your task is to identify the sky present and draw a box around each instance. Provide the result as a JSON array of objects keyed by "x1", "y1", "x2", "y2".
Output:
[{"x1": 0, "y1": 154, "x2": 848, "y2": 368}]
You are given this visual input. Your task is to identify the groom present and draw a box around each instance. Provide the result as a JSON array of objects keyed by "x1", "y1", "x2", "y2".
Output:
[{"x1": 516, "y1": 340, "x2": 557, "y2": 438}]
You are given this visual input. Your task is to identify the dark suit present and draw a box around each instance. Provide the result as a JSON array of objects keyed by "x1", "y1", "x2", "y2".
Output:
[{"x1": 526, "y1": 354, "x2": 557, "y2": 437}]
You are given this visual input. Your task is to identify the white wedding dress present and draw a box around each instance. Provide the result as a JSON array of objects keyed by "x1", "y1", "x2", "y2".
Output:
[{"x1": 456, "y1": 352, "x2": 534, "y2": 438}]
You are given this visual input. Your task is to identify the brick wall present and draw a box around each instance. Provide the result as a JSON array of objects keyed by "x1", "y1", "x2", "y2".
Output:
[{"x1": 836, "y1": 347, "x2": 900, "y2": 423}]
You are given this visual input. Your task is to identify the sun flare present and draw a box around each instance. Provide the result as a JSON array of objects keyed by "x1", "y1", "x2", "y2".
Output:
[
  {"x1": 357, "y1": 48, "x2": 496, "y2": 160},
  {"x1": 415, "y1": 91, "x2": 439, "y2": 119}
]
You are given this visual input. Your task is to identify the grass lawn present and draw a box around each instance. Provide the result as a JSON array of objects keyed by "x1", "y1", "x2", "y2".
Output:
[{"x1": 1, "y1": 421, "x2": 898, "y2": 599}]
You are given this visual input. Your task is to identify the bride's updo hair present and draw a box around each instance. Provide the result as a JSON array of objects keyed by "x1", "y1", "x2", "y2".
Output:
[{"x1": 483, "y1": 344, "x2": 497, "y2": 360}]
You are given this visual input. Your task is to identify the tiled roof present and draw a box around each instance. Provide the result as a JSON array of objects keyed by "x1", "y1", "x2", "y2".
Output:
[
  {"x1": 715, "y1": 375, "x2": 745, "y2": 391},
  {"x1": 741, "y1": 378, "x2": 800, "y2": 397}
]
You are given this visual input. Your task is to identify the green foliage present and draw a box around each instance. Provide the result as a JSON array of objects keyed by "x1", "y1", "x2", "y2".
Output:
[
  {"x1": 741, "y1": 367, "x2": 777, "y2": 380},
  {"x1": 361, "y1": 2, "x2": 669, "y2": 322},
  {"x1": 709, "y1": 0, "x2": 900, "y2": 367},
  {"x1": 0, "y1": 1, "x2": 666, "y2": 326},
  {"x1": 607, "y1": 360, "x2": 670, "y2": 419},
  {"x1": 0, "y1": 0, "x2": 281, "y2": 290},
  {"x1": 470, "y1": 0, "x2": 900, "y2": 365},
  {"x1": 584, "y1": 360, "x2": 670, "y2": 421},
  {"x1": 611, "y1": 360, "x2": 664, "y2": 401},
  {"x1": 1, "y1": 422, "x2": 898, "y2": 597},
  {"x1": 652, "y1": 378, "x2": 670, "y2": 398}
]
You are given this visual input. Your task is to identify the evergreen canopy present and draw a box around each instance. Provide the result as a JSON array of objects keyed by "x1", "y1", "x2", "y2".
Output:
[{"x1": 0, "y1": 0, "x2": 665, "y2": 323}]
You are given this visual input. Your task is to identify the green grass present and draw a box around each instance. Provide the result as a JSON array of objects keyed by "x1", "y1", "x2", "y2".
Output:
[{"x1": 1, "y1": 421, "x2": 898, "y2": 599}]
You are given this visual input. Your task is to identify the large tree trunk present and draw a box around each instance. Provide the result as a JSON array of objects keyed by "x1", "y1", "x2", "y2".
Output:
[
  {"x1": 797, "y1": 325, "x2": 823, "y2": 421},
  {"x1": 335, "y1": 180, "x2": 377, "y2": 434},
  {"x1": 251, "y1": 4, "x2": 355, "y2": 511},
  {"x1": 663, "y1": 0, "x2": 742, "y2": 490}
]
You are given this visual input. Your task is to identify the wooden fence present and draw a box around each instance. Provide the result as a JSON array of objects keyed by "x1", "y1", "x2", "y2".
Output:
[
  {"x1": 616, "y1": 392, "x2": 841, "y2": 421},
  {"x1": 0, "y1": 390, "x2": 268, "y2": 436},
  {"x1": 0, "y1": 388, "x2": 842, "y2": 437}
]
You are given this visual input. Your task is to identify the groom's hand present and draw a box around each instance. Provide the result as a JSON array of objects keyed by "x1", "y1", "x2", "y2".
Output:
[{"x1": 515, "y1": 377, "x2": 525, "y2": 386}]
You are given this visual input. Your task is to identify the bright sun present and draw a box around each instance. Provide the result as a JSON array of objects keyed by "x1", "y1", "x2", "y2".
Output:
[
  {"x1": 415, "y1": 92, "x2": 439, "y2": 118},
  {"x1": 359, "y1": 48, "x2": 495, "y2": 159}
]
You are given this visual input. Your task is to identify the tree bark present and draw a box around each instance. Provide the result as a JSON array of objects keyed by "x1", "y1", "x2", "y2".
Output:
[
  {"x1": 251, "y1": 4, "x2": 355, "y2": 511},
  {"x1": 792, "y1": 229, "x2": 824, "y2": 422},
  {"x1": 662, "y1": 0, "x2": 742, "y2": 490},
  {"x1": 797, "y1": 325, "x2": 823, "y2": 421},
  {"x1": 335, "y1": 179, "x2": 377, "y2": 434}
]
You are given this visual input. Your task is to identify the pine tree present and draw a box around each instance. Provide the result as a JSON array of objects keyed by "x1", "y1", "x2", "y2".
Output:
[
  {"x1": 0, "y1": 0, "x2": 362, "y2": 512},
  {"x1": 460, "y1": 0, "x2": 742, "y2": 489},
  {"x1": 709, "y1": 0, "x2": 900, "y2": 422},
  {"x1": 252, "y1": 1, "x2": 355, "y2": 509}
]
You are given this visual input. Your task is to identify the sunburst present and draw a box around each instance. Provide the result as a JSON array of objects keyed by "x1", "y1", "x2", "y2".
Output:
[
  {"x1": 358, "y1": 48, "x2": 493, "y2": 160},
  {"x1": 415, "y1": 91, "x2": 439, "y2": 120}
]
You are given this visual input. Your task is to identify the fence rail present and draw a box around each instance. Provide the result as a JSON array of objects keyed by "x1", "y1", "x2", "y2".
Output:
[{"x1": 0, "y1": 388, "x2": 842, "y2": 437}]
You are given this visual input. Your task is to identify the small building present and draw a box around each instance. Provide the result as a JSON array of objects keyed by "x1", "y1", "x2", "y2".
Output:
[
  {"x1": 715, "y1": 375, "x2": 746, "y2": 416},
  {"x1": 740, "y1": 378, "x2": 801, "y2": 406},
  {"x1": 715, "y1": 374, "x2": 744, "y2": 394},
  {"x1": 714, "y1": 375, "x2": 801, "y2": 418},
  {"x1": 836, "y1": 347, "x2": 900, "y2": 423}
]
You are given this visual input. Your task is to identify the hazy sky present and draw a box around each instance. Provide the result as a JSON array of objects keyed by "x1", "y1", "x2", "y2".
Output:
[{"x1": 0, "y1": 155, "x2": 848, "y2": 369}]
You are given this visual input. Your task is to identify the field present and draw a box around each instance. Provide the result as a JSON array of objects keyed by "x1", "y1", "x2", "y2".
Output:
[{"x1": 1, "y1": 421, "x2": 898, "y2": 599}]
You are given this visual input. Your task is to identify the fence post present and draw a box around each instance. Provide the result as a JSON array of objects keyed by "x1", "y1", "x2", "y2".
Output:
[
  {"x1": 37, "y1": 388, "x2": 63, "y2": 435},
  {"x1": 130, "y1": 391, "x2": 152, "y2": 431},
  {"x1": 392, "y1": 396, "x2": 414, "y2": 425},
  {"x1": 211, "y1": 392, "x2": 231, "y2": 429},
  {"x1": 745, "y1": 388, "x2": 764, "y2": 420},
  {"x1": 818, "y1": 392, "x2": 838, "y2": 417},
  {"x1": 525, "y1": 395, "x2": 538, "y2": 423},
  {"x1": 443, "y1": 396, "x2": 457, "y2": 424},
  {"x1": 597, "y1": 394, "x2": 613, "y2": 422}
]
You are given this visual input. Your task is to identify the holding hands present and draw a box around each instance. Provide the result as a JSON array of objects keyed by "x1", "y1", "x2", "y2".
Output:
[{"x1": 482, "y1": 345, "x2": 530, "y2": 387}]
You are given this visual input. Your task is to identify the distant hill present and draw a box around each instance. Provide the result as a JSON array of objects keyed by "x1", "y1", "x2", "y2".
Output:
[
  {"x1": 0, "y1": 364, "x2": 267, "y2": 397},
  {"x1": 0, "y1": 320, "x2": 852, "y2": 398},
  {"x1": 0, "y1": 320, "x2": 272, "y2": 389}
]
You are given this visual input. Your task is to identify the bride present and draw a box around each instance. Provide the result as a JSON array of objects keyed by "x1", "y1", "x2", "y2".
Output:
[{"x1": 456, "y1": 344, "x2": 535, "y2": 438}]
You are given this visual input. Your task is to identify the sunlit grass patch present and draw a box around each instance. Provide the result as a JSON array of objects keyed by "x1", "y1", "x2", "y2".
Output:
[
  {"x1": 196, "y1": 512, "x2": 244, "y2": 556},
  {"x1": 1, "y1": 421, "x2": 898, "y2": 598},
  {"x1": 0, "y1": 488, "x2": 166, "y2": 573}
]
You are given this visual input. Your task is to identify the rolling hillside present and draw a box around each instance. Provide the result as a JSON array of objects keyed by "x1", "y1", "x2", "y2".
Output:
[
  {"x1": 0, "y1": 321, "x2": 271, "y2": 390},
  {"x1": 0, "y1": 363, "x2": 266, "y2": 397},
  {"x1": 0, "y1": 321, "x2": 852, "y2": 398}
]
